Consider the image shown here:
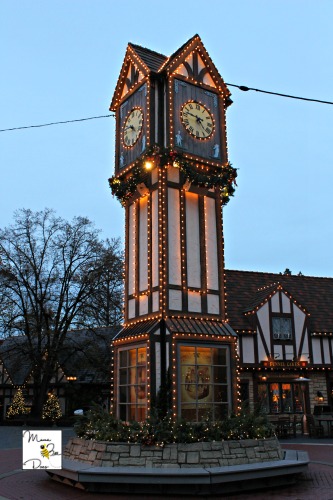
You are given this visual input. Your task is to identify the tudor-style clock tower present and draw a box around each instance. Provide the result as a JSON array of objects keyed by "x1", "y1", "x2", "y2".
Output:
[{"x1": 109, "y1": 35, "x2": 238, "y2": 423}]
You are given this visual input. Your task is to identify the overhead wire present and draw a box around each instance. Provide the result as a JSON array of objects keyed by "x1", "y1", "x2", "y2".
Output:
[{"x1": 0, "y1": 84, "x2": 332, "y2": 134}]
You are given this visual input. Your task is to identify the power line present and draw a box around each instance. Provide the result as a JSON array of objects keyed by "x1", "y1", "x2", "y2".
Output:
[
  {"x1": 0, "y1": 114, "x2": 114, "y2": 133},
  {"x1": 0, "y1": 84, "x2": 332, "y2": 134},
  {"x1": 226, "y1": 83, "x2": 333, "y2": 105}
]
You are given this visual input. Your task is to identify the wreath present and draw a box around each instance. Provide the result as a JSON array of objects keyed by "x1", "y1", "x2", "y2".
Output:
[{"x1": 108, "y1": 145, "x2": 237, "y2": 206}]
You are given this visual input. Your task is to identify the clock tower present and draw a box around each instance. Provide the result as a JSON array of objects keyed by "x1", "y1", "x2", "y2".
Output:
[{"x1": 109, "y1": 35, "x2": 238, "y2": 423}]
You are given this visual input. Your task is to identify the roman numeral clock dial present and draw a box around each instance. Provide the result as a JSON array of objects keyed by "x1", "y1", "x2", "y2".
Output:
[
  {"x1": 122, "y1": 108, "x2": 144, "y2": 147},
  {"x1": 180, "y1": 101, "x2": 214, "y2": 139}
]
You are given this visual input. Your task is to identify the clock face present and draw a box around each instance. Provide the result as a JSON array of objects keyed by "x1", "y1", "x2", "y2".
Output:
[
  {"x1": 180, "y1": 101, "x2": 214, "y2": 140},
  {"x1": 122, "y1": 108, "x2": 144, "y2": 148}
]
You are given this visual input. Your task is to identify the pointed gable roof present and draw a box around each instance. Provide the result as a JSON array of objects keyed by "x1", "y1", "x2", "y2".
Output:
[
  {"x1": 110, "y1": 35, "x2": 231, "y2": 111},
  {"x1": 110, "y1": 42, "x2": 168, "y2": 111},
  {"x1": 225, "y1": 269, "x2": 333, "y2": 334},
  {"x1": 161, "y1": 34, "x2": 231, "y2": 98}
]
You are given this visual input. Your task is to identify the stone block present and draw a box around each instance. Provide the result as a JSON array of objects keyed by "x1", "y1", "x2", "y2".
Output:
[
  {"x1": 107, "y1": 444, "x2": 130, "y2": 453},
  {"x1": 162, "y1": 447, "x2": 171, "y2": 460},
  {"x1": 200, "y1": 451, "x2": 222, "y2": 459},
  {"x1": 186, "y1": 452, "x2": 199, "y2": 464},
  {"x1": 178, "y1": 452, "x2": 186, "y2": 463},
  {"x1": 95, "y1": 443, "x2": 107, "y2": 452},
  {"x1": 118, "y1": 457, "x2": 146, "y2": 466},
  {"x1": 130, "y1": 445, "x2": 141, "y2": 457}
]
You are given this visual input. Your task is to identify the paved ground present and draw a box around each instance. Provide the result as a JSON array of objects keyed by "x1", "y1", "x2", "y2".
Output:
[{"x1": 0, "y1": 427, "x2": 333, "y2": 499}]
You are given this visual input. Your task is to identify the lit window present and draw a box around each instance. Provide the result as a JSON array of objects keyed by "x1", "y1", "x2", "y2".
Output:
[
  {"x1": 179, "y1": 344, "x2": 230, "y2": 422},
  {"x1": 272, "y1": 317, "x2": 292, "y2": 340},
  {"x1": 258, "y1": 382, "x2": 304, "y2": 414},
  {"x1": 118, "y1": 346, "x2": 147, "y2": 421}
]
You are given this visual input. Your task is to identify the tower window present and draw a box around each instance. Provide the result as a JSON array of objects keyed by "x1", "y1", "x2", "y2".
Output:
[
  {"x1": 118, "y1": 345, "x2": 147, "y2": 421},
  {"x1": 179, "y1": 344, "x2": 230, "y2": 422}
]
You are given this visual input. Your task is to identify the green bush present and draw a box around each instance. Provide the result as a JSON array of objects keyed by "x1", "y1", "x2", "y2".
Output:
[{"x1": 74, "y1": 405, "x2": 275, "y2": 445}]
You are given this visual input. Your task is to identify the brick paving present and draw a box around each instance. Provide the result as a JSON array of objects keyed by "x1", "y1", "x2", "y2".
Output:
[{"x1": 0, "y1": 429, "x2": 333, "y2": 499}]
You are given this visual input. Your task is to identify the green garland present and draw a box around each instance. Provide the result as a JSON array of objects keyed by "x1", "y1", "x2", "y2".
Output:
[{"x1": 108, "y1": 146, "x2": 237, "y2": 206}]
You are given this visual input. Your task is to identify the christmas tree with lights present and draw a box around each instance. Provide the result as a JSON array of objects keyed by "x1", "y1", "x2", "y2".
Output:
[
  {"x1": 7, "y1": 388, "x2": 27, "y2": 418},
  {"x1": 42, "y1": 393, "x2": 62, "y2": 422}
]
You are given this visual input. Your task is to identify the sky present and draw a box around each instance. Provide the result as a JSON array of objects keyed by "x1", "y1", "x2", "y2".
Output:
[{"x1": 1, "y1": 0, "x2": 332, "y2": 277}]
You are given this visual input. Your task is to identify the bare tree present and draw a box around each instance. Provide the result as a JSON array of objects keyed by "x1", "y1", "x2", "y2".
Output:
[{"x1": 0, "y1": 209, "x2": 123, "y2": 418}]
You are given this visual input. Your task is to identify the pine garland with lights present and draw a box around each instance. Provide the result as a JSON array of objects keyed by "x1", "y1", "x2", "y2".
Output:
[
  {"x1": 108, "y1": 145, "x2": 237, "y2": 206},
  {"x1": 42, "y1": 393, "x2": 62, "y2": 422},
  {"x1": 6, "y1": 388, "x2": 28, "y2": 418},
  {"x1": 74, "y1": 405, "x2": 273, "y2": 445}
]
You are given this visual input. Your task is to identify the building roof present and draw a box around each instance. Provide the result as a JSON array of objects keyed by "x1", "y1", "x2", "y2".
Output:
[
  {"x1": 128, "y1": 43, "x2": 168, "y2": 73},
  {"x1": 225, "y1": 269, "x2": 333, "y2": 334}
]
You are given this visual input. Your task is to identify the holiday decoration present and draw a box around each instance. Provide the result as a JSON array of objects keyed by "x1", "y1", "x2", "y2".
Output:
[
  {"x1": 108, "y1": 145, "x2": 237, "y2": 206},
  {"x1": 42, "y1": 393, "x2": 62, "y2": 422},
  {"x1": 6, "y1": 388, "x2": 28, "y2": 418}
]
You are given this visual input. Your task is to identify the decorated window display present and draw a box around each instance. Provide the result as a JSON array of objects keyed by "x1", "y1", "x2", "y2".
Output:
[{"x1": 179, "y1": 344, "x2": 230, "y2": 421}]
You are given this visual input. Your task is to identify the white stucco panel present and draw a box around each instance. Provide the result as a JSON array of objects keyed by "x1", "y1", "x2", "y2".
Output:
[
  {"x1": 151, "y1": 190, "x2": 159, "y2": 288},
  {"x1": 271, "y1": 292, "x2": 280, "y2": 313},
  {"x1": 205, "y1": 197, "x2": 219, "y2": 291},
  {"x1": 293, "y1": 304, "x2": 306, "y2": 353},
  {"x1": 312, "y1": 338, "x2": 322, "y2": 364},
  {"x1": 152, "y1": 291, "x2": 159, "y2": 312},
  {"x1": 139, "y1": 197, "x2": 148, "y2": 292},
  {"x1": 281, "y1": 293, "x2": 291, "y2": 313},
  {"x1": 188, "y1": 291, "x2": 202, "y2": 312},
  {"x1": 128, "y1": 299, "x2": 136, "y2": 319},
  {"x1": 207, "y1": 294, "x2": 220, "y2": 314},
  {"x1": 323, "y1": 338, "x2": 331, "y2": 364},
  {"x1": 128, "y1": 203, "x2": 136, "y2": 295},
  {"x1": 169, "y1": 290, "x2": 182, "y2": 310},
  {"x1": 168, "y1": 188, "x2": 181, "y2": 285},
  {"x1": 167, "y1": 165, "x2": 180, "y2": 183},
  {"x1": 186, "y1": 192, "x2": 201, "y2": 288},
  {"x1": 139, "y1": 295, "x2": 148, "y2": 316},
  {"x1": 257, "y1": 303, "x2": 270, "y2": 343},
  {"x1": 241, "y1": 336, "x2": 255, "y2": 363}
]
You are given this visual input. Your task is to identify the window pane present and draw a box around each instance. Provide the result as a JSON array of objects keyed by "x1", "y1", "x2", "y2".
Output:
[
  {"x1": 214, "y1": 385, "x2": 228, "y2": 402},
  {"x1": 213, "y1": 348, "x2": 227, "y2": 365},
  {"x1": 129, "y1": 349, "x2": 137, "y2": 366},
  {"x1": 270, "y1": 383, "x2": 281, "y2": 413},
  {"x1": 198, "y1": 404, "x2": 211, "y2": 420},
  {"x1": 196, "y1": 348, "x2": 211, "y2": 365},
  {"x1": 119, "y1": 368, "x2": 127, "y2": 385},
  {"x1": 119, "y1": 386, "x2": 127, "y2": 403},
  {"x1": 119, "y1": 351, "x2": 127, "y2": 368},
  {"x1": 281, "y1": 384, "x2": 293, "y2": 413},
  {"x1": 137, "y1": 348, "x2": 146, "y2": 365},
  {"x1": 129, "y1": 367, "x2": 136, "y2": 385},
  {"x1": 181, "y1": 405, "x2": 197, "y2": 421},
  {"x1": 213, "y1": 366, "x2": 227, "y2": 383}
]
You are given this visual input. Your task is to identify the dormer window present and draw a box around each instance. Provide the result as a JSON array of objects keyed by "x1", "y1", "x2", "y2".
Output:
[{"x1": 272, "y1": 317, "x2": 292, "y2": 340}]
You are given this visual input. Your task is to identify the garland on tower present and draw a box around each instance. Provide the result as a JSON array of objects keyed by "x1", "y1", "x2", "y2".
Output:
[{"x1": 108, "y1": 146, "x2": 237, "y2": 206}]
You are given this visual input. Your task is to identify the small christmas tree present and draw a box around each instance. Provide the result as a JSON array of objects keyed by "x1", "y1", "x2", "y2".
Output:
[
  {"x1": 7, "y1": 388, "x2": 27, "y2": 418},
  {"x1": 42, "y1": 393, "x2": 62, "y2": 422}
]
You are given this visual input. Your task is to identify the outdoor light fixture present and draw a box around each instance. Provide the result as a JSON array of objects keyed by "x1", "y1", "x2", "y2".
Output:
[{"x1": 317, "y1": 391, "x2": 324, "y2": 402}]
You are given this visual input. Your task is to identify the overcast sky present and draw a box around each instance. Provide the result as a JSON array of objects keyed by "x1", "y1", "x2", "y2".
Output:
[{"x1": 1, "y1": 0, "x2": 332, "y2": 277}]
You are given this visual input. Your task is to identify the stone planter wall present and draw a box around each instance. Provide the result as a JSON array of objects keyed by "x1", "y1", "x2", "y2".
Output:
[{"x1": 64, "y1": 437, "x2": 283, "y2": 468}]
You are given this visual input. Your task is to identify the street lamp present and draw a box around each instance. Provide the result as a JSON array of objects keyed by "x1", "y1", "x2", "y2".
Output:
[{"x1": 294, "y1": 377, "x2": 310, "y2": 435}]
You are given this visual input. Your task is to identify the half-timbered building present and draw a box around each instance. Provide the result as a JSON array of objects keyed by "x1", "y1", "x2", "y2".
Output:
[{"x1": 225, "y1": 269, "x2": 333, "y2": 417}]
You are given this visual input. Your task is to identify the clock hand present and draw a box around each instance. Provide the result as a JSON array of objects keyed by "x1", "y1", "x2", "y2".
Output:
[{"x1": 124, "y1": 125, "x2": 135, "y2": 131}]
